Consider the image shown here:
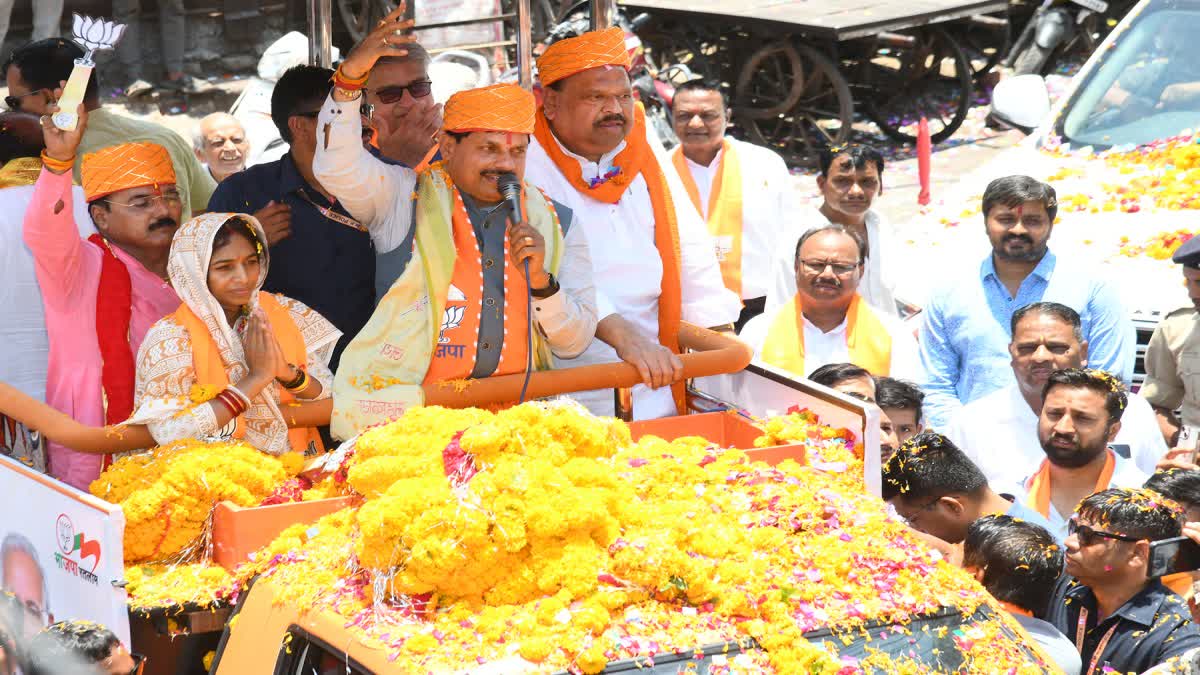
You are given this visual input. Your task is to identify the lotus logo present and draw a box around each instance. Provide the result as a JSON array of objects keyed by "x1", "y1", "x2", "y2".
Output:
[
  {"x1": 439, "y1": 307, "x2": 465, "y2": 343},
  {"x1": 71, "y1": 14, "x2": 127, "y2": 56}
]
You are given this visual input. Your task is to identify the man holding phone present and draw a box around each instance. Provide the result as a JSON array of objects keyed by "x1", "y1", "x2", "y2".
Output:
[{"x1": 1046, "y1": 487, "x2": 1200, "y2": 673}]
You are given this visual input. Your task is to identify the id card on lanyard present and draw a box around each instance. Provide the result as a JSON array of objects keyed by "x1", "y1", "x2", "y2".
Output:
[
  {"x1": 296, "y1": 189, "x2": 368, "y2": 233},
  {"x1": 1076, "y1": 607, "x2": 1119, "y2": 675}
]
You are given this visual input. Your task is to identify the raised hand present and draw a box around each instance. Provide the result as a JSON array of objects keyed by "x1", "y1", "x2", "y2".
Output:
[
  {"x1": 40, "y1": 83, "x2": 87, "y2": 168},
  {"x1": 340, "y1": 2, "x2": 417, "y2": 82}
]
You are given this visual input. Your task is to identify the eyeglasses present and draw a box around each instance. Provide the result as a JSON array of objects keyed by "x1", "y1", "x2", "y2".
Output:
[
  {"x1": 371, "y1": 80, "x2": 433, "y2": 104},
  {"x1": 105, "y1": 189, "x2": 183, "y2": 212},
  {"x1": 1068, "y1": 519, "x2": 1142, "y2": 546},
  {"x1": 5, "y1": 88, "x2": 45, "y2": 111},
  {"x1": 799, "y1": 258, "x2": 862, "y2": 276},
  {"x1": 902, "y1": 498, "x2": 942, "y2": 527}
]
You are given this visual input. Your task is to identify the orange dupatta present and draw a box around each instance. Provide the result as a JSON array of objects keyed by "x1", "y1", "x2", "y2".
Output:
[
  {"x1": 1026, "y1": 450, "x2": 1116, "y2": 519},
  {"x1": 174, "y1": 291, "x2": 322, "y2": 453},
  {"x1": 671, "y1": 140, "x2": 744, "y2": 297},
  {"x1": 760, "y1": 294, "x2": 892, "y2": 377},
  {"x1": 533, "y1": 103, "x2": 685, "y2": 413}
]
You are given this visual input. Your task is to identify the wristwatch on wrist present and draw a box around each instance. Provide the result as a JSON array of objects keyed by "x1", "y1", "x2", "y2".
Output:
[{"x1": 530, "y1": 274, "x2": 559, "y2": 299}]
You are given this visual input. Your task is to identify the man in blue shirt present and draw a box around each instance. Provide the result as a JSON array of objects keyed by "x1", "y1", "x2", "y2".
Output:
[
  {"x1": 918, "y1": 175, "x2": 1134, "y2": 430},
  {"x1": 882, "y1": 431, "x2": 1055, "y2": 544},
  {"x1": 208, "y1": 66, "x2": 377, "y2": 368}
]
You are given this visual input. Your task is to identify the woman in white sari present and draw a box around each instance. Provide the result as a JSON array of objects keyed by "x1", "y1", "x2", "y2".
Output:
[{"x1": 128, "y1": 213, "x2": 341, "y2": 455}]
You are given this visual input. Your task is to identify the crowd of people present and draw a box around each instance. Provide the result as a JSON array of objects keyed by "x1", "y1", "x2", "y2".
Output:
[{"x1": 2, "y1": 5, "x2": 1200, "y2": 673}]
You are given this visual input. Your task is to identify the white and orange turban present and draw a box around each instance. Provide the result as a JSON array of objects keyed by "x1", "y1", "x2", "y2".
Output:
[
  {"x1": 81, "y1": 141, "x2": 176, "y2": 202},
  {"x1": 536, "y1": 26, "x2": 631, "y2": 87},
  {"x1": 442, "y1": 83, "x2": 537, "y2": 135}
]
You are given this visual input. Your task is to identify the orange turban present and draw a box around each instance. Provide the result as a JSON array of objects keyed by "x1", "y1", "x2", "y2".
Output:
[
  {"x1": 536, "y1": 26, "x2": 631, "y2": 87},
  {"x1": 81, "y1": 142, "x2": 176, "y2": 202},
  {"x1": 442, "y1": 84, "x2": 536, "y2": 134}
]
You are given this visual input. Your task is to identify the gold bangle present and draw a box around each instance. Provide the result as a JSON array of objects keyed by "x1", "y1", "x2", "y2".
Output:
[
  {"x1": 285, "y1": 369, "x2": 309, "y2": 393},
  {"x1": 40, "y1": 151, "x2": 75, "y2": 174}
]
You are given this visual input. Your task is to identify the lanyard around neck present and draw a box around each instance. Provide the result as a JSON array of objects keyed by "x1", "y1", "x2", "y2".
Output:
[{"x1": 1075, "y1": 606, "x2": 1120, "y2": 675}]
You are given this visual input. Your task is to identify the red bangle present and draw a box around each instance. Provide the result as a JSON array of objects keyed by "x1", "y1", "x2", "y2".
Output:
[
  {"x1": 332, "y1": 65, "x2": 368, "y2": 91},
  {"x1": 213, "y1": 391, "x2": 237, "y2": 418},
  {"x1": 216, "y1": 389, "x2": 247, "y2": 417}
]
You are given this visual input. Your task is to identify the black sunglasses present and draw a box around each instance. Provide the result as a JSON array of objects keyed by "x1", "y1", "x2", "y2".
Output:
[
  {"x1": 5, "y1": 88, "x2": 45, "y2": 111},
  {"x1": 371, "y1": 80, "x2": 433, "y2": 104},
  {"x1": 1068, "y1": 519, "x2": 1142, "y2": 546}
]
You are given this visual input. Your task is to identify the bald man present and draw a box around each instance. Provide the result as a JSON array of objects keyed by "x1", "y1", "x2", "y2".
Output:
[{"x1": 193, "y1": 112, "x2": 249, "y2": 183}]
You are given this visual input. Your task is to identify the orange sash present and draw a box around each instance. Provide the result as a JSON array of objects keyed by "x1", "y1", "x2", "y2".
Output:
[
  {"x1": 174, "y1": 292, "x2": 322, "y2": 453},
  {"x1": 671, "y1": 140, "x2": 743, "y2": 297},
  {"x1": 533, "y1": 103, "x2": 685, "y2": 413},
  {"x1": 760, "y1": 294, "x2": 892, "y2": 377},
  {"x1": 1026, "y1": 449, "x2": 1116, "y2": 519},
  {"x1": 422, "y1": 184, "x2": 533, "y2": 384}
]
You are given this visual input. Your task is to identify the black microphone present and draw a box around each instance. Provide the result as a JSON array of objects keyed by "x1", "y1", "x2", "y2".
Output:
[
  {"x1": 497, "y1": 172, "x2": 522, "y2": 221},
  {"x1": 495, "y1": 172, "x2": 535, "y2": 404}
]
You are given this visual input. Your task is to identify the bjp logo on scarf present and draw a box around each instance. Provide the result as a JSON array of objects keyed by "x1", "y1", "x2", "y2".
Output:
[{"x1": 439, "y1": 284, "x2": 467, "y2": 344}]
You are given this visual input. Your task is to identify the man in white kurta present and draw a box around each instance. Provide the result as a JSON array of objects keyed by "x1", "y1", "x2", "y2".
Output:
[
  {"x1": 667, "y1": 80, "x2": 792, "y2": 332},
  {"x1": 768, "y1": 145, "x2": 897, "y2": 317},
  {"x1": 946, "y1": 301, "x2": 1166, "y2": 488},
  {"x1": 741, "y1": 225, "x2": 919, "y2": 380},
  {"x1": 524, "y1": 27, "x2": 741, "y2": 419}
]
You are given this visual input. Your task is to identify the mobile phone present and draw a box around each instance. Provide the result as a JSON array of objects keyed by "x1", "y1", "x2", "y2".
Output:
[
  {"x1": 1179, "y1": 425, "x2": 1200, "y2": 464},
  {"x1": 1148, "y1": 536, "x2": 1200, "y2": 578}
]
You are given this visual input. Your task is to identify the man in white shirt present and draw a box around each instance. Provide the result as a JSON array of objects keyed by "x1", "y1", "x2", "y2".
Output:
[
  {"x1": 948, "y1": 302, "x2": 1167, "y2": 488},
  {"x1": 742, "y1": 225, "x2": 919, "y2": 380},
  {"x1": 1010, "y1": 368, "x2": 1150, "y2": 541},
  {"x1": 768, "y1": 144, "x2": 896, "y2": 316},
  {"x1": 524, "y1": 27, "x2": 742, "y2": 419},
  {"x1": 667, "y1": 79, "x2": 791, "y2": 332}
]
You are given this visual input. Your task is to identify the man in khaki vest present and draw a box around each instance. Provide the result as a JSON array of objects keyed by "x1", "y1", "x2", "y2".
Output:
[{"x1": 1142, "y1": 236, "x2": 1200, "y2": 447}]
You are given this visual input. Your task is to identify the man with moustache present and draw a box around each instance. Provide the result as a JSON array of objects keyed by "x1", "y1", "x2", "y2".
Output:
[
  {"x1": 320, "y1": 81, "x2": 598, "y2": 438},
  {"x1": 1011, "y1": 368, "x2": 1149, "y2": 541},
  {"x1": 919, "y1": 175, "x2": 1135, "y2": 429},
  {"x1": 193, "y1": 113, "x2": 249, "y2": 184},
  {"x1": 25, "y1": 103, "x2": 181, "y2": 490},
  {"x1": 209, "y1": 66, "x2": 377, "y2": 366},
  {"x1": 948, "y1": 302, "x2": 1166, "y2": 487},
  {"x1": 1047, "y1": 488, "x2": 1200, "y2": 673},
  {"x1": 1142, "y1": 236, "x2": 1200, "y2": 446},
  {"x1": 768, "y1": 144, "x2": 896, "y2": 316},
  {"x1": 741, "y1": 225, "x2": 919, "y2": 380},
  {"x1": 668, "y1": 79, "x2": 792, "y2": 331},
  {"x1": 524, "y1": 27, "x2": 741, "y2": 420}
]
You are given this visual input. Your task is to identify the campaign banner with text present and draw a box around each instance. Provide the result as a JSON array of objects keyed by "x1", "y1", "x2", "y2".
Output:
[{"x1": 0, "y1": 456, "x2": 129, "y2": 647}]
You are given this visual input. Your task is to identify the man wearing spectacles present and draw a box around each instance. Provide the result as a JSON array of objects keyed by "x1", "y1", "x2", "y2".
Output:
[
  {"x1": 1044, "y1": 488, "x2": 1200, "y2": 674},
  {"x1": 741, "y1": 224, "x2": 920, "y2": 381},
  {"x1": 209, "y1": 66, "x2": 378, "y2": 368},
  {"x1": 1010, "y1": 368, "x2": 1150, "y2": 542},
  {"x1": 24, "y1": 101, "x2": 182, "y2": 490},
  {"x1": 26, "y1": 619, "x2": 143, "y2": 675},
  {"x1": 363, "y1": 42, "x2": 442, "y2": 171}
]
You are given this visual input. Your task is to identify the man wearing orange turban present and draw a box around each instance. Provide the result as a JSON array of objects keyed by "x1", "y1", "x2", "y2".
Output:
[
  {"x1": 23, "y1": 104, "x2": 182, "y2": 490},
  {"x1": 315, "y1": 76, "x2": 600, "y2": 437},
  {"x1": 525, "y1": 26, "x2": 742, "y2": 420}
]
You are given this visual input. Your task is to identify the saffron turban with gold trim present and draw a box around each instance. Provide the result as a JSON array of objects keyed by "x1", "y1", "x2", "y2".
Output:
[
  {"x1": 536, "y1": 26, "x2": 631, "y2": 87},
  {"x1": 442, "y1": 83, "x2": 536, "y2": 135},
  {"x1": 81, "y1": 141, "x2": 176, "y2": 202}
]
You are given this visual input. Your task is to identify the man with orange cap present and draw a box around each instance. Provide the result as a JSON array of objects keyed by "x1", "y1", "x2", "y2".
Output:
[
  {"x1": 526, "y1": 26, "x2": 742, "y2": 420},
  {"x1": 24, "y1": 101, "x2": 181, "y2": 489},
  {"x1": 317, "y1": 79, "x2": 599, "y2": 437}
]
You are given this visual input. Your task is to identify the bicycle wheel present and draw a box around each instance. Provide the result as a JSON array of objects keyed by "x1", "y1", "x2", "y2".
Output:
[
  {"x1": 859, "y1": 27, "x2": 973, "y2": 144},
  {"x1": 736, "y1": 40, "x2": 853, "y2": 167}
]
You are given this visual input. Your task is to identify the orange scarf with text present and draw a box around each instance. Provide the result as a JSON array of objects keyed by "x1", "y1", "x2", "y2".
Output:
[
  {"x1": 671, "y1": 140, "x2": 743, "y2": 297},
  {"x1": 760, "y1": 294, "x2": 892, "y2": 377},
  {"x1": 1025, "y1": 450, "x2": 1116, "y2": 519},
  {"x1": 175, "y1": 291, "x2": 321, "y2": 453},
  {"x1": 423, "y1": 184, "x2": 534, "y2": 384},
  {"x1": 533, "y1": 103, "x2": 684, "y2": 412}
]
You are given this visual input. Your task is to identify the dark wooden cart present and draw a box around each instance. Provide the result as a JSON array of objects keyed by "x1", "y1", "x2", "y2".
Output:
[{"x1": 624, "y1": 0, "x2": 1009, "y2": 165}]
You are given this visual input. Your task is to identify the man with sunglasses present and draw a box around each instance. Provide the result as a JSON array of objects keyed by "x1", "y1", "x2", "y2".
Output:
[
  {"x1": 2, "y1": 39, "x2": 214, "y2": 221},
  {"x1": 364, "y1": 42, "x2": 441, "y2": 171},
  {"x1": 23, "y1": 102, "x2": 182, "y2": 490},
  {"x1": 1011, "y1": 368, "x2": 1150, "y2": 542},
  {"x1": 26, "y1": 619, "x2": 143, "y2": 675},
  {"x1": 209, "y1": 65, "x2": 377, "y2": 367},
  {"x1": 741, "y1": 224, "x2": 920, "y2": 381},
  {"x1": 1044, "y1": 488, "x2": 1200, "y2": 674}
]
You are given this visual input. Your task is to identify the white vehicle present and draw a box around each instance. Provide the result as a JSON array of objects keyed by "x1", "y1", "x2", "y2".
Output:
[{"x1": 893, "y1": 0, "x2": 1200, "y2": 386}]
